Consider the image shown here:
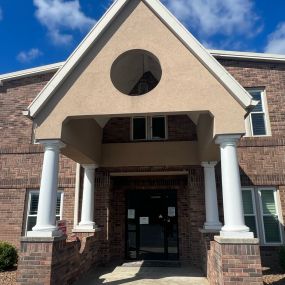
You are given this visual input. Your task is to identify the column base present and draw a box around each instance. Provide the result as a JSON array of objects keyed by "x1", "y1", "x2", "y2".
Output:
[
  {"x1": 204, "y1": 222, "x2": 222, "y2": 231},
  {"x1": 75, "y1": 222, "x2": 98, "y2": 232},
  {"x1": 27, "y1": 230, "x2": 63, "y2": 238},
  {"x1": 220, "y1": 225, "x2": 254, "y2": 238}
]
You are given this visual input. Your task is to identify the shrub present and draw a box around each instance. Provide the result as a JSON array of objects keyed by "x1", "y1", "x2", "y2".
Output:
[
  {"x1": 0, "y1": 242, "x2": 18, "y2": 271},
  {"x1": 279, "y1": 246, "x2": 285, "y2": 271}
]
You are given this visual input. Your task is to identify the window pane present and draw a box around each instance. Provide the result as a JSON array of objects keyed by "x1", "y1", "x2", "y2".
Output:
[
  {"x1": 29, "y1": 193, "x2": 39, "y2": 215},
  {"x1": 152, "y1": 117, "x2": 165, "y2": 139},
  {"x1": 249, "y1": 91, "x2": 263, "y2": 112},
  {"x1": 133, "y1": 118, "x2": 146, "y2": 140},
  {"x1": 251, "y1": 113, "x2": 266, "y2": 135},
  {"x1": 27, "y1": 216, "x2": 37, "y2": 232},
  {"x1": 245, "y1": 216, "x2": 257, "y2": 238},
  {"x1": 261, "y1": 190, "x2": 276, "y2": 215},
  {"x1": 263, "y1": 216, "x2": 281, "y2": 243},
  {"x1": 242, "y1": 190, "x2": 254, "y2": 214},
  {"x1": 56, "y1": 193, "x2": 61, "y2": 216}
]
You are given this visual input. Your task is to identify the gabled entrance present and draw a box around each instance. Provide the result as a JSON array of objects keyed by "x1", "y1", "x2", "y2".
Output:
[{"x1": 126, "y1": 190, "x2": 178, "y2": 260}]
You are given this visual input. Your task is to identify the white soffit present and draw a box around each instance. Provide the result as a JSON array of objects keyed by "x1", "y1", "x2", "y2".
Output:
[{"x1": 22, "y1": 0, "x2": 261, "y2": 117}]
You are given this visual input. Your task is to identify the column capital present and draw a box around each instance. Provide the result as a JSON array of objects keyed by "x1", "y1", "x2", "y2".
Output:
[
  {"x1": 215, "y1": 134, "x2": 242, "y2": 146},
  {"x1": 82, "y1": 164, "x2": 99, "y2": 170},
  {"x1": 38, "y1": 139, "x2": 65, "y2": 150},
  {"x1": 201, "y1": 161, "x2": 217, "y2": 168}
]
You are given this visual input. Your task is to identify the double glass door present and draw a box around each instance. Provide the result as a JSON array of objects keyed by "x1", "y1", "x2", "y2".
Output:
[{"x1": 126, "y1": 190, "x2": 178, "y2": 260}]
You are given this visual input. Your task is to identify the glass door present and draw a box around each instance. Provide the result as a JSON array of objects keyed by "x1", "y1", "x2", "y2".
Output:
[{"x1": 126, "y1": 190, "x2": 178, "y2": 260}]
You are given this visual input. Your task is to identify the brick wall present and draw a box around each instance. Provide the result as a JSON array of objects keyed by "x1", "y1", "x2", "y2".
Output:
[
  {"x1": 102, "y1": 115, "x2": 197, "y2": 143},
  {"x1": 207, "y1": 237, "x2": 263, "y2": 285},
  {"x1": 16, "y1": 233, "x2": 102, "y2": 285}
]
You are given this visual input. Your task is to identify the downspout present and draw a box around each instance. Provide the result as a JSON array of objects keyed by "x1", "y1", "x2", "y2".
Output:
[{"x1": 73, "y1": 163, "x2": 81, "y2": 228}]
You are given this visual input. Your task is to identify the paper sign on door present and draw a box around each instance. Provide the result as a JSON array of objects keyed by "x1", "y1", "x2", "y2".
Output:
[
  {"x1": 128, "y1": 209, "x2": 135, "y2": 219},
  {"x1": 168, "y1": 207, "x2": 176, "y2": 217},
  {"x1": 140, "y1": 217, "x2": 149, "y2": 224}
]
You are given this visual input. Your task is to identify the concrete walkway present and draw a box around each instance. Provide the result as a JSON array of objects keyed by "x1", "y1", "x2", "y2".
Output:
[{"x1": 74, "y1": 263, "x2": 209, "y2": 285}]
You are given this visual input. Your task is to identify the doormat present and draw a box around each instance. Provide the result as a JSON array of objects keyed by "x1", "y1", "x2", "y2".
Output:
[{"x1": 121, "y1": 260, "x2": 181, "y2": 267}]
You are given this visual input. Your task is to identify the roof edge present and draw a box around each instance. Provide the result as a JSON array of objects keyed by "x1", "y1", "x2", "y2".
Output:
[
  {"x1": 0, "y1": 62, "x2": 64, "y2": 84},
  {"x1": 210, "y1": 49, "x2": 285, "y2": 62}
]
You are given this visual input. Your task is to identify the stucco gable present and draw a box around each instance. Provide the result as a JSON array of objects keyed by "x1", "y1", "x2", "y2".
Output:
[{"x1": 27, "y1": 0, "x2": 257, "y2": 121}]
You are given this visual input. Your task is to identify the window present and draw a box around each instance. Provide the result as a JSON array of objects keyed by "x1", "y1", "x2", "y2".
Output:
[
  {"x1": 25, "y1": 190, "x2": 63, "y2": 234},
  {"x1": 132, "y1": 117, "x2": 147, "y2": 140},
  {"x1": 132, "y1": 116, "x2": 167, "y2": 141},
  {"x1": 246, "y1": 89, "x2": 270, "y2": 136},
  {"x1": 242, "y1": 187, "x2": 283, "y2": 245}
]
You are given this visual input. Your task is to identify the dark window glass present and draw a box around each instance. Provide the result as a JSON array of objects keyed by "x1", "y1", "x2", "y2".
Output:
[
  {"x1": 251, "y1": 113, "x2": 266, "y2": 135},
  {"x1": 152, "y1": 117, "x2": 165, "y2": 139},
  {"x1": 133, "y1": 118, "x2": 146, "y2": 140}
]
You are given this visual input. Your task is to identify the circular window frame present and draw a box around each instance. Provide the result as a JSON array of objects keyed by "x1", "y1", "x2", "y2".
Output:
[{"x1": 110, "y1": 49, "x2": 162, "y2": 96}]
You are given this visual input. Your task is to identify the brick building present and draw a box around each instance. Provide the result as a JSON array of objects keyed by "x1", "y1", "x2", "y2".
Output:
[{"x1": 0, "y1": 0, "x2": 284, "y2": 284}]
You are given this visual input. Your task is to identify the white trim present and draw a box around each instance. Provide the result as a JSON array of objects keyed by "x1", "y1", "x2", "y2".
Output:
[
  {"x1": 210, "y1": 49, "x2": 285, "y2": 62},
  {"x1": 0, "y1": 62, "x2": 64, "y2": 84},
  {"x1": 26, "y1": 0, "x2": 256, "y2": 118},
  {"x1": 245, "y1": 89, "x2": 271, "y2": 137}
]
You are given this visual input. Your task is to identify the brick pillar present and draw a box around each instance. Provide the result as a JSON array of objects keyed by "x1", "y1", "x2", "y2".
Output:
[
  {"x1": 17, "y1": 233, "x2": 102, "y2": 285},
  {"x1": 208, "y1": 236, "x2": 263, "y2": 285}
]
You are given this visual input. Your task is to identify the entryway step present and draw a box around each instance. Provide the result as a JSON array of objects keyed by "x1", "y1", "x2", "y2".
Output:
[{"x1": 121, "y1": 260, "x2": 181, "y2": 267}]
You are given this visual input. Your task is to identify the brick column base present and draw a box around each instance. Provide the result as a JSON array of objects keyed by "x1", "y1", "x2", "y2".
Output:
[
  {"x1": 16, "y1": 231, "x2": 102, "y2": 285},
  {"x1": 208, "y1": 236, "x2": 263, "y2": 285}
]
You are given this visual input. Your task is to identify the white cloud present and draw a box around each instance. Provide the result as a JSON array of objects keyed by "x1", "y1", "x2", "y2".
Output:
[
  {"x1": 265, "y1": 23, "x2": 285, "y2": 55},
  {"x1": 17, "y1": 48, "x2": 43, "y2": 63},
  {"x1": 33, "y1": 0, "x2": 96, "y2": 45},
  {"x1": 163, "y1": 0, "x2": 261, "y2": 37}
]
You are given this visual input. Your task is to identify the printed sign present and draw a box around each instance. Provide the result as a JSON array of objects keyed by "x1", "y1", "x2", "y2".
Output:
[
  {"x1": 57, "y1": 220, "x2": 67, "y2": 235},
  {"x1": 140, "y1": 217, "x2": 149, "y2": 224},
  {"x1": 128, "y1": 209, "x2": 135, "y2": 219},
  {"x1": 168, "y1": 207, "x2": 176, "y2": 217}
]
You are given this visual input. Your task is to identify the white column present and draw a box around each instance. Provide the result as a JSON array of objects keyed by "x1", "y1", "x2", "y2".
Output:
[
  {"x1": 78, "y1": 164, "x2": 98, "y2": 230},
  {"x1": 215, "y1": 135, "x2": 253, "y2": 238},
  {"x1": 201, "y1": 161, "x2": 222, "y2": 231},
  {"x1": 28, "y1": 140, "x2": 65, "y2": 237}
]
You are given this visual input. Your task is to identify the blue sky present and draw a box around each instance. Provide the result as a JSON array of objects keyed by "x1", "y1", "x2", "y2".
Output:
[{"x1": 1, "y1": 0, "x2": 285, "y2": 74}]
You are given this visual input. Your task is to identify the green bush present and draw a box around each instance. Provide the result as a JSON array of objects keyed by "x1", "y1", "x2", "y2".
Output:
[
  {"x1": 0, "y1": 242, "x2": 18, "y2": 271},
  {"x1": 279, "y1": 246, "x2": 285, "y2": 271}
]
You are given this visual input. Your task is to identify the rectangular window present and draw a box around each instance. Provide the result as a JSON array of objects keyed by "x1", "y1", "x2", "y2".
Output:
[
  {"x1": 247, "y1": 89, "x2": 270, "y2": 136},
  {"x1": 151, "y1": 116, "x2": 166, "y2": 140},
  {"x1": 242, "y1": 189, "x2": 258, "y2": 238},
  {"x1": 132, "y1": 117, "x2": 147, "y2": 140},
  {"x1": 242, "y1": 187, "x2": 283, "y2": 245},
  {"x1": 25, "y1": 190, "x2": 63, "y2": 234},
  {"x1": 132, "y1": 116, "x2": 167, "y2": 141},
  {"x1": 259, "y1": 188, "x2": 282, "y2": 243}
]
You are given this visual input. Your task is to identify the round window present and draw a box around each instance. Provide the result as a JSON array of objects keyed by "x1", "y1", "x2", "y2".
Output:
[{"x1": 111, "y1": 49, "x2": 162, "y2": 96}]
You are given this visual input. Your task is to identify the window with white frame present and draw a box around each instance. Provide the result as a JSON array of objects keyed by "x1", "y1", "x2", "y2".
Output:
[
  {"x1": 131, "y1": 116, "x2": 167, "y2": 141},
  {"x1": 242, "y1": 187, "x2": 283, "y2": 245},
  {"x1": 25, "y1": 190, "x2": 63, "y2": 234},
  {"x1": 246, "y1": 89, "x2": 270, "y2": 136}
]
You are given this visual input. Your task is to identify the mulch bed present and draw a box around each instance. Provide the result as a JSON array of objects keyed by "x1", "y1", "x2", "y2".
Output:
[
  {"x1": 263, "y1": 267, "x2": 285, "y2": 285},
  {"x1": 0, "y1": 267, "x2": 17, "y2": 285}
]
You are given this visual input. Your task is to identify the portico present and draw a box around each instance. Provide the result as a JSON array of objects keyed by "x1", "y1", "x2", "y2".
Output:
[{"x1": 16, "y1": 0, "x2": 263, "y2": 284}]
